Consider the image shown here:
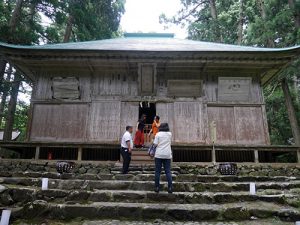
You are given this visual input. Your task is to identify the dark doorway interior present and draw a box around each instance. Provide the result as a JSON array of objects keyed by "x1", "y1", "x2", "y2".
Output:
[{"x1": 139, "y1": 102, "x2": 156, "y2": 124}]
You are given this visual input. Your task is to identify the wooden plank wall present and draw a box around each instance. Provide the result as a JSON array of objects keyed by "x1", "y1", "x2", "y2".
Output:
[
  {"x1": 30, "y1": 104, "x2": 60, "y2": 141},
  {"x1": 88, "y1": 101, "x2": 121, "y2": 142},
  {"x1": 30, "y1": 104, "x2": 88, "y2": 142},
  {"x1": 207, "y1": 106, "x2": 268, "y2": 145},
  {"x1": 120, "y1": 101, "x2": 139, "y2": 138},
  {"x1": 235, "y1": 106, "x2": 267, "y2": 144},
  {"x1": 206, "y1": 74, "x2": 262, "y2": 103},
  {"x1": 156, "y1": 103, "x2": 175, "y2": 141},
  {"x1": 34, "y1": 75, "x2": 91, "y2": 101},
  {"x1": 30, "y1": 69, "x2": 269, "y2": 145},
  {"x1": 92, "y1": 73, "x2": 138, "y2": 97},
  {"x1": 207, "y1": 106, "x2": 236, "y2": 144},
  {"x1": 173, "y1": 102, "x2": 205, "y2": 143}
]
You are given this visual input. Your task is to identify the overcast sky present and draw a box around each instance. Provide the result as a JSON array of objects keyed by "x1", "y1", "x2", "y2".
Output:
[{"x1": 120, "y1": 0, "x2": 187, "y2": 39}]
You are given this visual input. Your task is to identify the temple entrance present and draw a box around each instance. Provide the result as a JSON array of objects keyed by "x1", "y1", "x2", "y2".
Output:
[
  {"x1": 138, "y1": 102, "x2": 156, "y2": 145},
  {"x1": 139, "y1": 102, "x2": 156, "y2": 124}
]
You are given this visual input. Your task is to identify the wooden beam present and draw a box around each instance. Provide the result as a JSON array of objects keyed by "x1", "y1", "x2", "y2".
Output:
[
  {"x1": 254, "y1": 149, "x2": 259, "y2": 163},
  {"x1": 212, "y1": 145, "x2": 216, "y2": 163},
  {"x1": 35, "y1": 146, "x2": 40, "y2": 160},
  {"x1": 77, "y1": 147, "x2": 83, "y2": 161}
]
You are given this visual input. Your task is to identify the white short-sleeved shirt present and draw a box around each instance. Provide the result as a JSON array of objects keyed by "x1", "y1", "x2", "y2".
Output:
[
  {"x1": 153, "y1": 131, "x2": 172, "y2": 159},
  {"x1": 121, "y1": 131, "x2": 133, "y2": 149}
]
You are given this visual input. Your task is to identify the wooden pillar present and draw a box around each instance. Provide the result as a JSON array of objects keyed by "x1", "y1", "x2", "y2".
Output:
[
  {"x1": 254, "y1": 149, "x2": 259, "y2": 163},
  {"x1": 35, "y1": 146, "x2": 40, "y2": 160},
  {"x1": 281, "y1": 78, "x2": 300, "y2": 146},
  {"x1": 77, "y1": 147, "x2": 82, "y2": 161},
  {"x1": 212, "y1": 145, "x2": 216, "y2": 163}
]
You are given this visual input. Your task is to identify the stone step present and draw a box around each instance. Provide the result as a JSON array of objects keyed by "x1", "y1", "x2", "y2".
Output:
[
  {"x1": 10, "y1": 219, "x2": 296, "y2": 225},
  {"x1": 9, "y1": 201, "x2": 300, "y2": 222},
  {"x1": 2, "y1": 171, "x2": 298, "y2": 183},
  {"x1": 1, "y1": 185, "x2": 299, "y2": 207},
  {"x1": 1, "y1": 177, "x2": 300, "y2": 192}
]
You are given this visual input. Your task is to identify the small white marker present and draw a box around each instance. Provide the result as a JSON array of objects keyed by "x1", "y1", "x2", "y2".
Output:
[
  {"x1": 0, "y1": 209, "x2": 11, "y2": 225},
  {"x1": 295, "y1": 221, "x2": 300, "y2": 225},
  {"x1": 42, "y1": 178, "x2": 49, "y2": 190},
  {"x1": 250, "y1": 182, "x2": 256, "y2": 195}
]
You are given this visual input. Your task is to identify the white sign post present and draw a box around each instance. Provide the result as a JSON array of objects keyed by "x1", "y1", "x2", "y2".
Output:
[
  {"x1": 42, "y1": 178, "x2": 49, "y2": 190},
  {"x1": 250, "y1": 182, "x2": 256, "y2": 195},
  {"x1": 0, "y1": 209, "x2": 11, "y2": 225}
]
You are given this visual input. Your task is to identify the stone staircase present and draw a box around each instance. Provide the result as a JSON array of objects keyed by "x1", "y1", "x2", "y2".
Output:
[{"x1": 0, "y1": 163, "x2": 299, "y2": 224}]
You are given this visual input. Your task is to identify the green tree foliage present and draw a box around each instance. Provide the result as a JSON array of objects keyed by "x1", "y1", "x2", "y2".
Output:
[
  {"x1": 44, "y1": 0, "x2": 125, "y2": 43},
  {"x1": 161, "y1": 0, "x2": 300, "y2": 145}
]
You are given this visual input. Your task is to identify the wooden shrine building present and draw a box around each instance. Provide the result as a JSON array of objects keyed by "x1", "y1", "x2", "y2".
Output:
[{"x1": 0, "y1": 33, "x2": 300, "y2": 163}]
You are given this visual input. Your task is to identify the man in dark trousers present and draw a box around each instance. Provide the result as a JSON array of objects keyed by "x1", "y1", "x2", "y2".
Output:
[{"x1": 120, "y1": 126, "x2": 133, "y2": 174}]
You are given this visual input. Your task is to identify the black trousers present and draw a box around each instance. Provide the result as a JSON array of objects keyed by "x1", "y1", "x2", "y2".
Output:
[{"x1": 120, "y1": 147, "x2": 131, "y2": 174}]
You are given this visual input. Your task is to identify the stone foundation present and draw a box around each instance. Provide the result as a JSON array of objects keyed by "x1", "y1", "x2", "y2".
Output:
[{"x1": 0, "y1": 159, "x2": 299, "y2": 177}]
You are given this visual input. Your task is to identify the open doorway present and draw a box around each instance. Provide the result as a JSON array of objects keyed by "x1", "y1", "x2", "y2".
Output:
[
  {"x1": 138, "y1": 102, "x2": 156, "y2": 145},
  {"x1": 138, "y1": 102, "x2": 156, "y2": 124}
]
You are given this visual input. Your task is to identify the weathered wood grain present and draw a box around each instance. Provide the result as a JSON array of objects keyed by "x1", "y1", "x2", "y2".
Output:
[
  {"x1": 207, "y1": 106, "x2": 236, "y2": 144},
  {"x1": 92, "y1": 73, "x2": 138, "y2": 96},
  {"x1": 167, "y1": 80, "x2": 203, "y2": 97},
  {"x1": 30, "y1": 104, "x2": 60, "y2": 141},
  {"x1": 120, "y1": 101, "x2": 139, "y2": 139},
  {"x1": 30, "y1": 104, "x2": 88, "y2": 142},
  {"x1": 218, "y1": 77, "x2": 252, "y2": 102},
  {"x1": 34, "y1": 76, "x2": 52, "y2": 100},
  {"x1": 173, "y1": 102, "x2": 205, "y2": 143},
  {"x1": 52, "y1": 77, "x2": 80, "y2": 100},
  {"x1": 138, "y1": 63, "x2": 156, "y2": 95},
  {"x1": 235, "y1": 106, "x2": 266, "y2": 145},
  {"x1": 156, "y1": 103, "x2": 175, "y2": 141},
  {"x1": 88, "y1": 101, "x2": 121, "y2": 142}
]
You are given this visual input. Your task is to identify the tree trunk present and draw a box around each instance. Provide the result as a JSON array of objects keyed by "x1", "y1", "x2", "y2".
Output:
[
  {"x1": 0, "y1": 59, "x2": 6, "y2": 90},
  {"x1": 3, "y1": 73, "x2": 21, "y2": 141},
  {"x1": 288, "y1": 0, "x2": 300, "y2": 29},
  {"x1": 209, "y1": 0, "x2": 222, "y2": 42},
  {"x1": 63, "y1": 15, "x2": 74, "y2": 43},
  {"x1": 209, "y1": 0, "x2": 217, "y2": 19},
  {"x1": 9, "y1": 0, "x2": 23, "y2": 35},
  {"x1": 293, "y1": 75, "x2": 300, "y2": 104},
  {"x1": 281, "y1": 78, "x2": 300, "y2": 146},
  {"x1": 0, "y1": 66, "x2": 12, "y2": 128},
  {"x1": 237, "y1": 0, "x2": 244, "y2": 45},
  {"x1": 257, "y1": 0, "x2": 274, "y2": 47}
]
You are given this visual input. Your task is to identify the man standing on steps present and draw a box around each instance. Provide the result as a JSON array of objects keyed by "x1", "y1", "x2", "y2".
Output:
[{"x1": 121, "y1": 126, "x2": 133, "y2": 174}]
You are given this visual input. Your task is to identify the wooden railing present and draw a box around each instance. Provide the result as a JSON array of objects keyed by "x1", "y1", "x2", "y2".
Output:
[{"x1": 0, "y1": 141, "x2": 299, "y2": 163}]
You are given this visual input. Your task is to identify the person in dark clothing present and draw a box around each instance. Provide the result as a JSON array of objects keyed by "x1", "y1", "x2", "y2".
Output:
[
  {"x1": 134, "y1": 114, "x2": 146, "y2": 148},
  {"x1": 120, "y1": 126, "x2": 133, "y2": 174}
]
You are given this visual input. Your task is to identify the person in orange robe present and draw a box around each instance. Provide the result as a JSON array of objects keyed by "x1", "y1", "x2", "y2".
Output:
[{"x1": 148, "y1": 115, "x2": 160, "y2": 139}]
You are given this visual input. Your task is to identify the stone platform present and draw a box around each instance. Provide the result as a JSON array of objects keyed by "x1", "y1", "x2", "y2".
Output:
[{"x1": 0, "y1": 161, "x2": 299, "y2": 224}]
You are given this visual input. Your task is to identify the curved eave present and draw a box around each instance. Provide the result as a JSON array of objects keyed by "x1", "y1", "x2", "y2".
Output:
[{"x1": 1, "y1": 41, "x2": 300, "y2": 85}]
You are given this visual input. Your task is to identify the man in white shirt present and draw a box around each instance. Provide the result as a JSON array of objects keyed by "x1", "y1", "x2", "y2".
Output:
[{"x1": 120, "y1": 126, "x2": 133, "y2": 174}]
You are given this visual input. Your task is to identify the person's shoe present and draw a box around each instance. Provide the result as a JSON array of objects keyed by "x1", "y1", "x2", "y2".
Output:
[
  {"x1": 154, "y1": 187, "x2": 159, "y2": 193},
  {"x1": 168, "y1": 188, "x2": 173, "y2": 194}
]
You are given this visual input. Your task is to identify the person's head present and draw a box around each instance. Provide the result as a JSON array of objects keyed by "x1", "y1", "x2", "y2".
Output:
[
  {"x1": 154, "y1": 115, "x2": 160, "y2": 122},
  {"x1": 126, "y1": 125, "x2": 133, "y2": 134},
  {"x1": 159, "y1": 123, "x2": 170, "y2": 132},
  {"x1": 140, "y1": 114, "x2": 146, "y2": 121}
]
